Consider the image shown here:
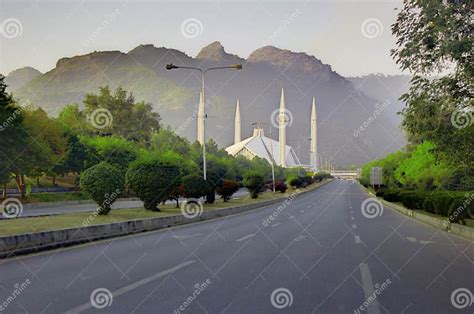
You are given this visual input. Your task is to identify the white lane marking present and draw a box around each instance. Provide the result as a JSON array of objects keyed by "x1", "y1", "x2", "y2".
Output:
[
  {"x1": 351, "y1": 217, "x2": 355, "y2": 220},
  {"x1": 354, "y1": 235, "x2": 361, "y2": 244},
  {"x1": 352, "y1": 224, "x2": 357, "y2": 229},
  {"x1": 307, "y1": 205, "x2": 312, "y2": 208},
  {"x1": 236, "y1": 233, "x2": 255, "y2": 242},
  {"x1": 289, "y1": 216, "x2": 295, "y2": 219},
  {"x1": 271, "y1": 222, "x2": 281, "y2": 227},
  {"x1": 359, "y1": 263, "x2": 381, "y2": 314},
  {"x1": 66, "y1": 260, "x2": 196, "y2": 314},
  {"x1": 406, "y1": 237, "x2": 433, "y2": 245},
  {"x1": 173, "y1": 233, "x2": 202, "y2": 240},
  {"x1": 293, "y1": 235, "x2": 307, "y2": 242},
  {"x1": 300, "y1": 210, "x2": 305, "y2": 213}
]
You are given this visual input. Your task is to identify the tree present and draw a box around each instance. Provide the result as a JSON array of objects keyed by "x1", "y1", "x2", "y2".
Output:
[
  {"x1": 81, "y1": 136, "x2": 137, "y2": 172},
  {"x1": 79, "y1": 162, "x2": 124, "y2": 215},
  {"x1": 216, "y1": 179, "x2": 240, "y2": 202},
  {"x1": 391, "y1": 0, "x2": 473, "y2": 186},
  {"x1": 181, "y1": 174, "x2": 209, "y2": 199},
  {"x1": 83, "y1": 86, "x2": 161, "y2": 143},
  {"x1": 243, "y1": 171, "x2": 264, "y2": 198},
  {"x1": 125, "y1": 152, "x2": 181, "y2": 211},
  {"x1": 0, "y1": 75, "x2": 28, "y2": 196}
]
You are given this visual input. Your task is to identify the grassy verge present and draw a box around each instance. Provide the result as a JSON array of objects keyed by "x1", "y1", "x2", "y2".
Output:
[{"x1": 0, "y1": 182, "x2": 326, "y2": 236}]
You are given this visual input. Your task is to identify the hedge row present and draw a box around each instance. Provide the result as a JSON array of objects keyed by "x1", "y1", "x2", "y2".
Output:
[{"x1": 376, "y1": 188, "x2": 474, "y2": 225}]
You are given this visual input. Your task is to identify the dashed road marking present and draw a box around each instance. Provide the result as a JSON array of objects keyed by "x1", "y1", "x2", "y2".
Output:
[
  {"x1": 354, "y1": 235, "x2": 361, "y2": 244},
  {"x1": 236, "y1": 233, "x2": 255, "y2": 242},
  {"x1": 359, "y1": 263, "x2": 381, "y2": 314},
  {"x1": 271, "y1": 222, "x2": 281, "y2": 227}
]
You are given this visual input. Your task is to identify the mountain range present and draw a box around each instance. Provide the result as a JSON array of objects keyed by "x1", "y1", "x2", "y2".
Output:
[{"x1": 3, "y1": 42, "x2": 409, "y2": 167}]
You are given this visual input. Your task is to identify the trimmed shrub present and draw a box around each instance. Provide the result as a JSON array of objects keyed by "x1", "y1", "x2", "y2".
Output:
[
  {"x1": 275, "y1": 181, "x2": 288, "y2": 193},
  {"x1": 243, "y1": 171, "x2": 264, "y2": 199},
  {"x1": 126, "y1": 155, "x2": 181, "y2": 211},
  {"x1": 382, "y1": 189, "x2": 401, "y2": 202},
  {"x1": 432, "y1": 193, "x2": 456, "y2": 217},
  {"x1": 181, "y1": 174, "x2": 209, "y2": 199},
  {"x1": 289, "y1": 177, "x2": 305, "y2": 188},
  {"x1": 375, "y1": 188, "x2": 386, "y2": 198},
  {"x1": 80, "y1": 162, "x2": 124, "y2": 215},
  {"x1": 422, "y1": 196, "x2": 435, "y2": 213},
  {"x1": 314, "y1": 172, "x2": 332, "y2": 182},
  {"x1": 448, "y1": 194, "x2": 474, "y2": 224},
  {"x1": 399, "y1": 190, "x2": 426, "y2": 209},
  {"x1": 304, "y1": 175, "x2": 314, "y2": 186},
  {"x1": 216, "y1": 179, "x2": 240, "y2": 202}
]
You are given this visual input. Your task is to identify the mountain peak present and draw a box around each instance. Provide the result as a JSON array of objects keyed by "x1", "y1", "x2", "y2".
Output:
[{"x1": 196, "y1": 41, "x2": 242, "y2": 63}]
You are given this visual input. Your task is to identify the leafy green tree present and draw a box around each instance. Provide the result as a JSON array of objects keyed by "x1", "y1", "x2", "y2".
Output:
[
  {"x1": 57, "y1": 104, "x2": 87, "y2": 134},
  {"x1": 125, "y1": 152, "x2": 181, "y2": 211},
  {"x1": 83, "y1": 86, "x2": 161, "y2": 143},
  {"x1": 181, "y1": 173, "x2": 209, "y2": 199},
  {"x1": 80, "y1": 162, "x2": 124, "y2": 215},
  {"x1": 243, "y1": 171, "x2": 264, "y2": 198},
  {"x1": 0, "y1": 75, "x2": 28, "y2": 196},
  {"x1": 151, "y1": 127, "x2": 191, "y2": 155},
  {"x1": 391, "y1": 0, "x2": 473, "y2": 184},
  {"x1": 81, "y1": 136, "x2": 137, "y2": 172}
]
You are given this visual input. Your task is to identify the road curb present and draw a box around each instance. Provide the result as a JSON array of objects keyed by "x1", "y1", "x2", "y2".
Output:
[
  {"x1": 23, "y1": 197, "x2": 141, "y2": 209},
  {"x1": 359, "y1": 183, "x2": 474, "y2": 242},
  {"x1": 0, "y1": 180, "x2": 333, "y2": 259}
]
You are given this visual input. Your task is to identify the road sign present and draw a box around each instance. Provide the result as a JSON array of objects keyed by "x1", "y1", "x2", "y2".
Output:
[{"x1": 370, "y1": 167, "x2": 383, "y2": 187}]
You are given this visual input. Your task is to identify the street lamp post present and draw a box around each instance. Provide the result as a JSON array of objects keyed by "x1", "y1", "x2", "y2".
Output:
[{"x1": 166, "y1": 63, "x2": 242, "y2": 180}]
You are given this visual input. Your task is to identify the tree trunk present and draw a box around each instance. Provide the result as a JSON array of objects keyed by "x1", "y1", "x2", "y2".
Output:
[
  {"x1": 52, "y1": 176, "x2": 56, "y2": 186},
  {"x1": 2, "y1": 183, "x2": 6, "y2": 198},
  {"x1": 20, "y1": 174, "x2": 26, "y2": 198},
  {"x1": 36, "y1": 177, "x2": 40, "y2": 187}
]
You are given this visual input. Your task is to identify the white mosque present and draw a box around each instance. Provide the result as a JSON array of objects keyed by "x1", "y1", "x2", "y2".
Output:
[{"x1": 222, "y1": 88, "x2": 319, "y2": 170}]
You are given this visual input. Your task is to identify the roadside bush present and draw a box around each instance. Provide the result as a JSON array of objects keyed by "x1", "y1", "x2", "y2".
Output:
[
  {"x1": 275, "y1": 181, "x2": 288, "y2": 193},
  {"x1": 181, "y1": 174, "x2": 209, "y2": 199},
  {"x1": 314, "y1": 172, "x2": 332, "y2": 182},
  {"x1": 289, "y1": 177, "x2": 305, "y2": 188},
  {"x1": 398, "y1": 190, "x2": 426, "y2": 210},
  {"x1": 304, "y1": 174, "x2": 314, "y2": 186},
  {"x1": 216, "y1": 179, "x2": 240, "y2": 202},
  {"x1": 358, "y1": 177, "x2": 369, "y2": 187},
  {"x1": 126, "y1": 155, "x2": 181, "y2": 211},
  {"x1": 448, "y1": 195, "x2": 474, "y2": 224},
  {"x1": 432, "y1": 192, "x2": 457, "y2": 217},
  {"x1": 80, "y1": 162, "x2": 124, "y2": 215},
  {"x1": 375, "y1": 188, "x2": 386, "y2": 198},
  {"x1": 422, "y1": 196, "x2": 435, "y2": 213},
  {"x1": 382, "y1": 189, "x2": 401, "y2": 202},
  {"x1": 243, "y1": 171, "x2": 264, "y2": 198}
]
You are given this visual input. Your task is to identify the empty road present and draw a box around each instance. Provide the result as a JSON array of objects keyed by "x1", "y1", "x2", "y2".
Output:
[{"x1": 0, "y1": 180, "x2": 472, "y2": 313}]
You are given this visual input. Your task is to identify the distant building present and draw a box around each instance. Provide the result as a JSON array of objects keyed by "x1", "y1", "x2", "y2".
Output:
[{"x1": 225, "y1": 87, "x2": 319, "y2": 169}]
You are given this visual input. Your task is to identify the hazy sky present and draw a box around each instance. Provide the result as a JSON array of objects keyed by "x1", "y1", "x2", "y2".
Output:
[{"x1": 0, "y1": 0, "x2": 406, "y2": 77}]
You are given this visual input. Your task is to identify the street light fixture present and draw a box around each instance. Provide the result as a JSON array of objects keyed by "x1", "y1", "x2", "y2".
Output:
[{"x1": 165, "y1": 63, "x2": 242, "y2": 180}]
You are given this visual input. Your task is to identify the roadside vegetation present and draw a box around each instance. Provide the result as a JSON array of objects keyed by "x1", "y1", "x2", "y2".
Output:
[{"x1": 359, "y1": 1, "x2": 473, "y2": 226}]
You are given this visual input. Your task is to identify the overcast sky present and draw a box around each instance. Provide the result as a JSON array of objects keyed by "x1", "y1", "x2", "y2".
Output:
[{"x1": 0, "y1": 0, "x2": 406, "y2": 77}]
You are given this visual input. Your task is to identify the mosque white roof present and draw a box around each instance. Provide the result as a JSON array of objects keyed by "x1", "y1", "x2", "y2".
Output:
[{"x1": 225, "y1": 128, "x2": 301, "y2": 168}]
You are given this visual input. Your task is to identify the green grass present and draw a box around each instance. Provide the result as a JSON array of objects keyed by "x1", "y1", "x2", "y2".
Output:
[
  {"x1": 0, "y1": 182, "x2": 326, "y2": 236},
  {"x1": 26, "y1": 192, "x2": 89, "y2": 203}
]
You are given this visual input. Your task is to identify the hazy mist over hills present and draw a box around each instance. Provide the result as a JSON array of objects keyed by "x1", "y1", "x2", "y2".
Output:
[{"x1": 3, "y1": 42, "x2": 407, "y2": 167}]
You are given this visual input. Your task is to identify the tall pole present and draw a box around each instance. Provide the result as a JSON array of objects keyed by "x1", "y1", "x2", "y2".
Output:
[
  {"x1": 201, "y1": 71, "x2": 207, "y2": 181},
  {"x1": 270, "y1": 126, "x2": 276, "y2": 192}
]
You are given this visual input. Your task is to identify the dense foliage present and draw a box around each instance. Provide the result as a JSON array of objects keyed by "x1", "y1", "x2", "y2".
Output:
[{"x1": 79, "y1": 162, "x2": 124, "y2": 215}]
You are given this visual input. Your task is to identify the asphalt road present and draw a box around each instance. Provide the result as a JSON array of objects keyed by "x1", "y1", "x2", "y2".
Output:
[
  {"x1": 0, "y1": 180, "x2": 473, "y2": 313},
  {"x1": 19, "y1": 189, "x2": 249, "y2": 217}
]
